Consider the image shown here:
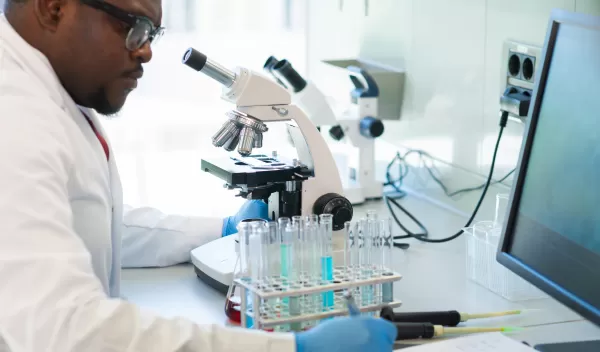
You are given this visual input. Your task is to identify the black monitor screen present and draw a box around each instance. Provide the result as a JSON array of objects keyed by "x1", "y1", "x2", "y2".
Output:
[{"x1": 499, "y1": 11, "x2": 600, "y2": 327}]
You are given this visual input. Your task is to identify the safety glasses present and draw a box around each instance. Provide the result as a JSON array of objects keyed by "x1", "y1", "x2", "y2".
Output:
[{"x1": 80, "y1": 0, "x2": 165, "y2": 51}]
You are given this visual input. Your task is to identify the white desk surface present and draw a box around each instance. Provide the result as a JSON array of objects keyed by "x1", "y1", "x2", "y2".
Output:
[{"x1": 121, "y1": 195, "x2": 600, "y2": 347}]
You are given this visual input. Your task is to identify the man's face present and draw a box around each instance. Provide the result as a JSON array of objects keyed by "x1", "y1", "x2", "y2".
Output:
[{"x1": 57, "y1": 0, "x2": 162, "y2": 115}]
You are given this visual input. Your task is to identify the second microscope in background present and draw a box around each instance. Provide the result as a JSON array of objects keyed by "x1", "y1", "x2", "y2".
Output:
[{"x1": 263, "y1": 56, "x2": 405, "y2": 205}]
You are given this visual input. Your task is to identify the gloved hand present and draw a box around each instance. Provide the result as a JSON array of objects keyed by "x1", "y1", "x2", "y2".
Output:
[
  {"x1": 295, "y1": 317, "x2": 396, "y2": 352},
  {"x1": 222, "y1": 200, "x2": 269, "y2": 237}
]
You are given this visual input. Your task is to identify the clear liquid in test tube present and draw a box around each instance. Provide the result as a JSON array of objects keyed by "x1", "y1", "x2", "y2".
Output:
[{"x1": 381, "y1": 218, "x2": 395, "y2": 303}]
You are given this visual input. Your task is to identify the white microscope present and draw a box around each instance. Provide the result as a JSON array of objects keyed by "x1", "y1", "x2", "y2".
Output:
[
  {"x1": 263, "y1": 57, "x2": 385, "y2": 205},
  {"x1": 182, "y1": 48, "x2": 353, "y2": 294}
]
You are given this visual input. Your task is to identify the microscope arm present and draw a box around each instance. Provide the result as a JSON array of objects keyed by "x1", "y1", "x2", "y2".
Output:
[{"x1": 237, "y1": 104, "x2": 344, "y2": 216}]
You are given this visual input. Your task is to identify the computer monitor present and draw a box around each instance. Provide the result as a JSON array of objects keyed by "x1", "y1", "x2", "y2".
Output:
[{"x1": 497, "y1": 9, "x2": 600, "y2": 352}]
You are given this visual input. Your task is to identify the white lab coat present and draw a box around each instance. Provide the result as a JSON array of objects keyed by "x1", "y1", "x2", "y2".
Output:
[{"x1": 0, "y1": 15, "x2": 295, "y2": 352}]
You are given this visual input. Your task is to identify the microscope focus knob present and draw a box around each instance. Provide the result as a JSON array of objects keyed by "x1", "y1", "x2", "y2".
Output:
[
  {"x1": 329, "y1": 125, "x2": 345, "y2": 141},
  {"x1": 313, "y1": 193, "x2": 353, "y2": 231},
  {"x1": 360, "y1": 116, "x2": 385, "y2": 138}
]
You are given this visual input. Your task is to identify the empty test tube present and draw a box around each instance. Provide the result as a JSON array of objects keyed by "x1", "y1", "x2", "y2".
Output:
[
  {"x1": 237, "y1": 222, "x2": 255, "y2": 327},
  {"x1": 303, "y1": 215, "x2": 321, "y2": 328},
  {"x1": 267, "y1": 222, "x2": 280, "y2": 283},
  {"x1": 366, "y1": 211, "x2": 381, "y2": 273},
  {"x1": 367, "y1": 211, "x2": 382, "y2": 305},
  {"x1": 381, "y1": 218, "x2": 394, "y2": 303},
  {"x1": 249, "y1": 223, "x2": 266, "y2": 284},
  {"x1": 344, "y1": 221, "x2": 356, "y2": 281},
  {"x1": 359, "y1": 219, "x2": 375, "y2": 309},
  {"x1": 285, "y1": 222, "x2": 303, "y2": 331},
  {"x1": 278, "y1": 218, "x2": 291, "y2": 283}
]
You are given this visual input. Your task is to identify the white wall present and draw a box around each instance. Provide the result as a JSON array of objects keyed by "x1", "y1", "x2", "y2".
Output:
[{"x1": 306, "y1": 0, "x2": 600, "y2": 215}]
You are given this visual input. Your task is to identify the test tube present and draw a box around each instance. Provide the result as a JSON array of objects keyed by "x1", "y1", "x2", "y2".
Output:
[
  {"x1": 368, "y1": 212, "x2": 382, "y2": 305},
  {"x1": 380, "y1": 218, "x2": 394, "y2": 303},
  {"x1": 278, "y1": 218, "x2": 291, "y2": 284},
  {"x1": 291, "y1": 216, "x2": 305, "y2": 282},
  {"x1": 359, "y1": 219, "x2": 374, "y2": 309},
  {"x1": 249, "y1": 222, "x2": 266, "y2": 284},
  {"x1": 303, "y1": 216, "x2": 321, "y2": 328},
  {"x1": 267, "y1": 222, "x2": 281, "y2": 283},
  {"x1": 265, "y1": 221, "x2": 281, "y2": 325},
  {"x1": 344, "y1": 221, "x2": 354, "y2": 281},
  {"x1": 285, "y1": 223, "x2": 303, "y2": 331},
  {"x1": 320, "y1": 214, "x2": 335, "y2": 311},
  {"x1": 237, "y1": 222, "x2": 255, "y2": 327},
  {"x1": 366, "y1": 211, "x2": 380, "y2": 273}
]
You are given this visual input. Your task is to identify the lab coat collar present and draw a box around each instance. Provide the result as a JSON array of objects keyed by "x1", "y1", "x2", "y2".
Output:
[{"x1": 0, "y1": 14, "x2": 68, "y2": 110}]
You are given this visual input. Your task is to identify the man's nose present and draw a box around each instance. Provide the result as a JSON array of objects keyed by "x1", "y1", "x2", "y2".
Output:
[{"x1": 131, "y1": 42, "x2": 153, "y2": 63}]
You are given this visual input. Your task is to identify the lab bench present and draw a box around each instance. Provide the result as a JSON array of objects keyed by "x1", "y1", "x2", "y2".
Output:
[{"x1": 121, "y1": 195, "x2": 600, "y2": 348}]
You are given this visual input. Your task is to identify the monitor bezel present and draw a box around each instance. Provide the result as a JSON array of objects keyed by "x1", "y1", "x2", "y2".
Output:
[{"x1": 497, "y1": 8, "x2": 600, "y2": 328}]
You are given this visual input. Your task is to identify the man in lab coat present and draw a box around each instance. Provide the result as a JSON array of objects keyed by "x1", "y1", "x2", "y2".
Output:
[{"x1": 0, "y1": 0, "x2": 396, "y2": 351}]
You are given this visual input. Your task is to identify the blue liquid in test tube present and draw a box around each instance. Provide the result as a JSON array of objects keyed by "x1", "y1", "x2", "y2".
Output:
[
  {"x1": 320, "y1": 214, "x2": 334, "y2": 311},
  {"x1": 381, "y1": 218, "x2": 395, "y2": 303}
]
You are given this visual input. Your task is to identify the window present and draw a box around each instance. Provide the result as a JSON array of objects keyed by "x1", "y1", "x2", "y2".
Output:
[{"x1": 104, "y1": 0, "x2": 307, "y2": 217}]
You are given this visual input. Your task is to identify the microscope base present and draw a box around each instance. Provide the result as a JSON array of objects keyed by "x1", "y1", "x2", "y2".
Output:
[
  {"x1": 191, "y1": 235, "x2": 238, "y2": 294},
  {"x1": 343, "y1": 182, "x2": 366, "y2": 205},
  {"x1": 342, "y1": 180, "x2": 384, "y2": 205}
]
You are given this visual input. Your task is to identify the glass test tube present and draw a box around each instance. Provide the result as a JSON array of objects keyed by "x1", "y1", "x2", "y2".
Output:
[
  {"x1": 291, "y1": 216, "x2": 305, "y2": 283},
  {"x1": 265, "y1": 222, "x2": 281, "y2": 325},
  {"x1": 366, "y1": 211, "x2": 380, "y2": 273},
  {"x1": 380, "y1": 218, "x2": 394, "y2": 303},
  {"x1": 320, "y1": 214, "x2": 335, "y2": 311},
  {"x1": 238, "y1": 222, "x2": 255, "y2": 327},
  {"x1": 304, "y1": 215, "x2": 321, "y2": 329},
  {"x1": 359, "y1": 219, "x2": 375, "y2": 309},
  {"x1": 344, "y1": 221, "x2": 353, "y2": 281},
  {"x1": 367, "y1": 211, "x2": 382, "y2": 305},
  {"x1": 285, "y1": 223, "x2": 303, "y2": 331},
  {"x1": 277, "y1": 218, "x2": 292, "y2": 331},
  {"x1": 267, "y1": 222, "x2": 280, "y2": 284},
  {"x1": 278, "y1": 218, "x2": 292, "y2": 283}
]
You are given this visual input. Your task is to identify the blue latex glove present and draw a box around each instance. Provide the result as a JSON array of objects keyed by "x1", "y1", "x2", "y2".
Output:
[
  {"x1": 222, "y1": 200, "x2": 269, "y2": 237},
  {"x1": 295, "y1": 317, "x2": 396, "y2": 352}
]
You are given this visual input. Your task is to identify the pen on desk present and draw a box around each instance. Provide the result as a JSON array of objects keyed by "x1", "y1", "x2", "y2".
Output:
[
  {"x1": 380, "y1": 306, "x2": 522, "y2": 327},
  {"x1": 343, "y1": 291, "x2": 361, "y2": 317}
]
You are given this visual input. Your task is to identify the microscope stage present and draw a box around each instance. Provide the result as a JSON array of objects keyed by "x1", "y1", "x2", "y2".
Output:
[{"x1": 201, "y1": 155, "x2": 309, "y2": 187}]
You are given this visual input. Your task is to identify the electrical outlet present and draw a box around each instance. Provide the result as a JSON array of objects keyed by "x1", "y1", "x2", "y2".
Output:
[
  {"x1": 501, "y1": 41, "x2": 542, "y2": 122},
  {"x1": 503, "y1": 41, "x2": 542, "y2": 91}
]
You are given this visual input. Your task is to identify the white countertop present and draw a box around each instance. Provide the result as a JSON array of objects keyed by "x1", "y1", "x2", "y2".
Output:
[{"x1": 121, "y1": 194, "x2": 600, "y2": 347}]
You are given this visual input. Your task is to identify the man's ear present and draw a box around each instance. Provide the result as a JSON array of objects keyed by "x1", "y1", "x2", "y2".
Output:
[{"x1": 33, "y1": 0, "x2": 69, "y2": 31}]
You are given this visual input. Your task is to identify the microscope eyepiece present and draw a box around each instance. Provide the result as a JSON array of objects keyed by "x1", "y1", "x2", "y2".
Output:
[
  {"x1": 182, "y1": 47, "x2": 236, "y2": 87},
  {"x1": 272, "y1": 59, "x2": 307, "y2": 93},
  {"x1": 182, "y1": 48, "x2": 208, "y2": 71},
  {"x1": 263, "y1": 56, "x2": 280, "y2": 72}
]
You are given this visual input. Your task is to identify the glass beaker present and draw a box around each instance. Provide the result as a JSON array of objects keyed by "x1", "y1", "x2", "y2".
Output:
[{"x1": 494, "y1": 193, "x2": 510, "y2": 227}]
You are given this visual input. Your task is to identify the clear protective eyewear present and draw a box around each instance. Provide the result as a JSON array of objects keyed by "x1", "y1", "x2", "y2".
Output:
[{"x1": 80, "y1": 0, "x2": 165, "y2": 51}]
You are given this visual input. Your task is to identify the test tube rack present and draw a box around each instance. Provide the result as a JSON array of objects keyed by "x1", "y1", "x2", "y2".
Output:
[{"x1": 236, "y1": 267, "x2": 403, "y2": 330}]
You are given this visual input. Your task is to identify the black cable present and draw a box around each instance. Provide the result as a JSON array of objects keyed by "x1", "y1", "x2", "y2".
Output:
[
  {"x1": 387, "y1": 112, "x2": 508, "y2": 245},
  {"x1": 425, "y1": 165, "x2": 515, "y2": 198}
]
